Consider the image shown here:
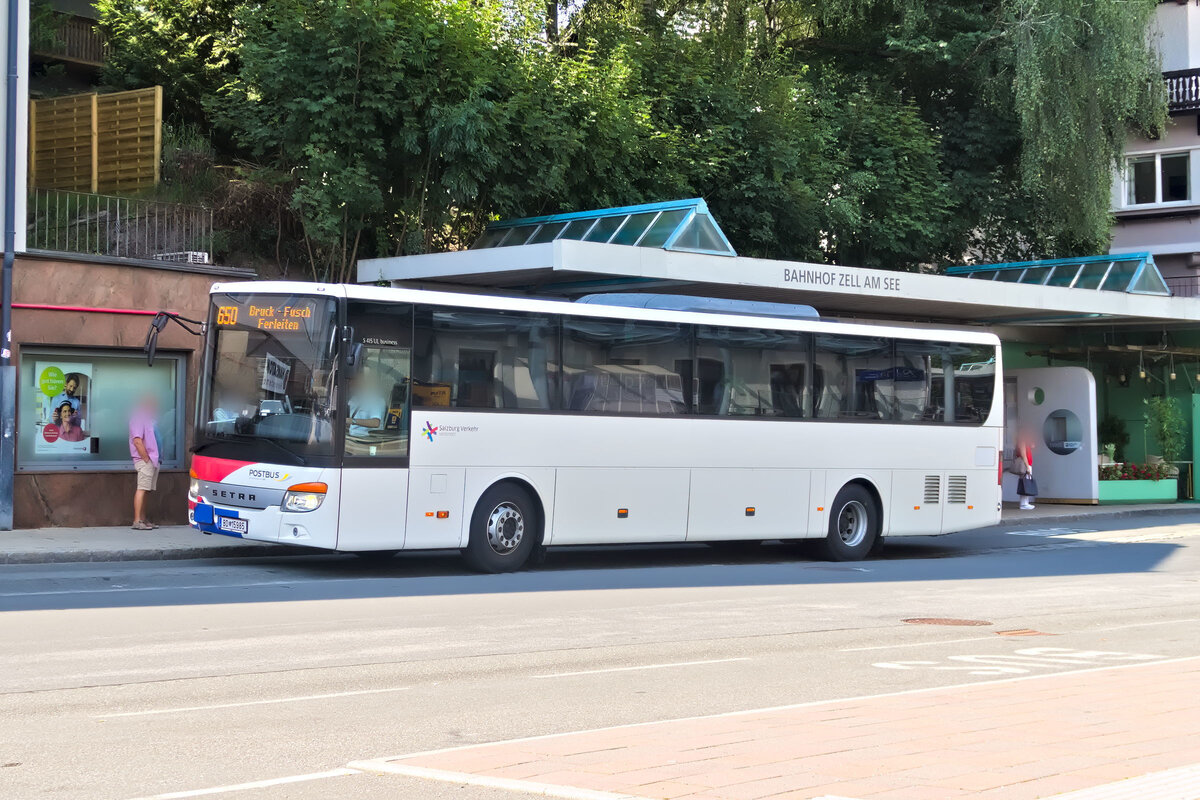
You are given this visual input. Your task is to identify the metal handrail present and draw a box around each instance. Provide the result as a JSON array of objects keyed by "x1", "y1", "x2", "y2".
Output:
[{"x1": 26, "y1": 188, "x2": 213, "y2": 263}]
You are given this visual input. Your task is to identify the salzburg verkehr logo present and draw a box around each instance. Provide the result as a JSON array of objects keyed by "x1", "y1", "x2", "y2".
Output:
[{"x1": 422, "y1": 421, "x2": 438, "y2": 442}]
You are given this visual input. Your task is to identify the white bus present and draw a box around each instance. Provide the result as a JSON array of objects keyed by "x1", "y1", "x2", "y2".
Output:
[{"x1": 186, "y1": 281, "x2": 1003, "y2": 571}]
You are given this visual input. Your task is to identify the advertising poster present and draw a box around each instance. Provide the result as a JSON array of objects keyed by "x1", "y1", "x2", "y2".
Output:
[{"x1": 34, "y1": 362, "x2": 93, "y2": 454}]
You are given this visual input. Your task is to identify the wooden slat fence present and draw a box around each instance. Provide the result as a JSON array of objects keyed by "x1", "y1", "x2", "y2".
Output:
[{"x1": 28, "y1": 86, "x2": 162, "y2": 193}]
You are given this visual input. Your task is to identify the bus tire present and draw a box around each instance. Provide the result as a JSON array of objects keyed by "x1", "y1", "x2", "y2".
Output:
[
  {"x1": 817, "y1": 484, "x2": 878, "y2": 562},
  {"x1": 463, "y1": 484, "x2": 539, "y2": 573}
]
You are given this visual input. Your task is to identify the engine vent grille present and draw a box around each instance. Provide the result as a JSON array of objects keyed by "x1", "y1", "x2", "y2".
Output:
[
  {"x1": 923, "y1": 475, "x2": 941, "y2": 504},
  {"x1": 948, "y1": 475, "x2": 968, "y2": 504}
]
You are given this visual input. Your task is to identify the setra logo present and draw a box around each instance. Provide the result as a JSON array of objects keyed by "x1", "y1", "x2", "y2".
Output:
[{"x1": 422, "y1": 421, "x2": 438, "y2": 442}]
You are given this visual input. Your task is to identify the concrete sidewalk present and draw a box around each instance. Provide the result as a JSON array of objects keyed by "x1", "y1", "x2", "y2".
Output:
[
  {"x1": 0, "y1": 524, "x2": 294, "y2": 564},
  {"x1": 1, "y1": 502, "x2": 1197, "y2": 565}
]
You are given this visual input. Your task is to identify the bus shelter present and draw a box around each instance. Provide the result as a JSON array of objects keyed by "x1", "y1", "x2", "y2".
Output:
[{"x1": 360, "y1": 199, "x2": 1200, "y2": 505}]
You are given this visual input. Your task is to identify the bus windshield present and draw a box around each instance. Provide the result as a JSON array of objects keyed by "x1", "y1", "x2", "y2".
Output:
[{"x1": 198, "y1": 292, "x2": 339, "y2": 463}]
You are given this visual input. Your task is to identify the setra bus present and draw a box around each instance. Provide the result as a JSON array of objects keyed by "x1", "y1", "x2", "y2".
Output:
[{"x1": 185, "y1": 281, "x2": 1003, "y2": 571}]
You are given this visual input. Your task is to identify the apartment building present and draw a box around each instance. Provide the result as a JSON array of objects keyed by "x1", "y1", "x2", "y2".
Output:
[{"x1": 1112, "y1": 1, "x2": 1200, "y2": 296}]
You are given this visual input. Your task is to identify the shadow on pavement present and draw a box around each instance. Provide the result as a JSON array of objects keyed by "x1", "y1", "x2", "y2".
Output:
[{"x1": 0, "y1": 531, "x2": 1185, "y2": 612}]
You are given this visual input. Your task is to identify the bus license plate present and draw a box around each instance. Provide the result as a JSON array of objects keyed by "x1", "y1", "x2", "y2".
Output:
[{"x1": 218, "y1": 517, "x2": 248, "y2": 535}]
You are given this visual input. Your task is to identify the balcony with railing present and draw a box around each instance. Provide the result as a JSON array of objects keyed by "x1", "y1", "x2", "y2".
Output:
[
  {"x1": 1164, "y1": 275, "x2": 1200, "y2": 297},
  {"x1": 33, "y1": 13, "x2": 108, "y2": 68},
  {"x1": 27, "y1": 188, "x2": 214, "y2": 265},
  {"x1": 1165, "y1": 68, "x2": 1200, "y2": 113}
]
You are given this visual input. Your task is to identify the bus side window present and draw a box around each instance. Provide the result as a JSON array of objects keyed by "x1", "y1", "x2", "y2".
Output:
[
  {"x1": 695, "y1": 326, "x2": 810, "y2": 418},
  {"x1": 344, "y1": 301, "x2": 414, "y2": 459},
  {"x1": 562, "y1": 318, "x2": 690, "y2": 415},
  {"x1": 815, "y1": 334, "x2": 892, "y2": 420},
  {"x1": 415, "y1": 309, "x2": 559, "y2": 411},
  {"x1": 894, "y1": 341, "x2": 934, "y2": 422}
]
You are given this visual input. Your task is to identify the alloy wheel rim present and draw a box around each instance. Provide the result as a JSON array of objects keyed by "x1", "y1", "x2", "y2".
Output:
[
  {"x1": 486, "y1": 502, "x2": 525, "y2": 555},
  {"x1": 837, "y1": 500, "x2": 868, "y2": 547}
]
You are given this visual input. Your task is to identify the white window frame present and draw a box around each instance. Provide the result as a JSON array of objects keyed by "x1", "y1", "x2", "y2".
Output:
[{"x1": 1120, "y1": 148, "x2": 1195, "y2": 209}]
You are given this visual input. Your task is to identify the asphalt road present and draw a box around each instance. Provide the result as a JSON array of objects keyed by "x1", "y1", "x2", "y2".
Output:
[{"x1": 2, "y1": 514, "x2": 1199, "y2": 800}]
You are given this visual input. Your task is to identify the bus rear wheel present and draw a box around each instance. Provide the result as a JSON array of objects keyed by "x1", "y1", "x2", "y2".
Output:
[
  {"x1": 463, "y1": 484, "x2": 539, "y2": 573},
  {"x1": 817, "y1": 484, "x2": 878, "y2": 562}
]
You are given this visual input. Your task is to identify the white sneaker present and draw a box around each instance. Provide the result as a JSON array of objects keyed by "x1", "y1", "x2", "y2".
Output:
[{"x1": 1020, "y1": 502, "x2": 1034, "y2": 510}]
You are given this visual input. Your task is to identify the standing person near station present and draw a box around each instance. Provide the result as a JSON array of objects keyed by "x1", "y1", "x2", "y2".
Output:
[
  {"x1": 1011, "y1": 443, "x2": 1037, "y2": 510},
  {"x1": 129, "y1": 393, "x2": 161, "y2": 530}
]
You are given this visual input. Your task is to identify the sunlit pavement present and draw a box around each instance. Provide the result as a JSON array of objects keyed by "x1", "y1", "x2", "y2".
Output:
[
  {"x1": 355, "y1": 656, "x2": 1200, "y2": 799},
  {"x1": 2, "y1": 512, "x2": 1199, "y2": 800}
]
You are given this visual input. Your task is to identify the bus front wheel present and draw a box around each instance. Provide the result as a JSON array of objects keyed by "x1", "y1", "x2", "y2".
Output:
[
  {"x1": 817, "y1": 484, "x2": 878, "y2": 561},
  {"x1": 463, "y1": 484, "x2": 539, "y2": 573}
]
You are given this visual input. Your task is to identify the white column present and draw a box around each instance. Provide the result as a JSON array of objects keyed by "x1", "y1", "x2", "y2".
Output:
[{"x1": 0, "y1": 0, "x2": 29, "y2": 253}]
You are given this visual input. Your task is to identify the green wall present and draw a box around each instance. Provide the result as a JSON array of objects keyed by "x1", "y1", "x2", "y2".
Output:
[{"x1": 1002, "y1": 334, "x2": 1200, "y2": 469}]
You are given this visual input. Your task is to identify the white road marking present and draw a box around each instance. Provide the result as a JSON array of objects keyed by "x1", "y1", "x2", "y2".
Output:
[
  {"x1": 841, "y1": 635, "x2": 996, "y2": 652},
  {"x1": 350, "y1": 761, "x2": 653, "y2": 800},
  {"x1": 532, "y1": 658, "x2": 749, "y2": 679},
  {"x1": 1005, "y1": 524, "x2": 1200, "y2": 544},
  {"x1": 1006, "y1": 527, "x2": 1098, "y2": 537},
  {"x1": 1095, "y1": 617, "x2": 1200, "y2": 632},
  {"x1": 101, "y1": 687, "x2": 410, "y2": 718},
  {"x1": 874, "y1": 647, "x2": 1161, "y2": 676},
  {"x1": 122, "y1": 768, "x2": 360, "y2": 799}
]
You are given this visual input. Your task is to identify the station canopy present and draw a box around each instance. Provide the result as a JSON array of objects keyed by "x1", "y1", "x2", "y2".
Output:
[
  {"x1": 946, "y1": 253, "x2": 1171, "y2": 297},
  {"x1": 471, "y1": 198, "x2": 737, "y2": 257},
  {"x1": 361, "y1": 201, "x2": 1200, "y2": 329}
]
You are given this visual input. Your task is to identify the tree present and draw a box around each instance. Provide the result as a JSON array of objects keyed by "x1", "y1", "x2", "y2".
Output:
[
  {"x1": 95, "y1": 0, "x2": 239, "y2": 127},
  {"x1": 99, "y1": 0, "x2": 1167, "y2": 274}
]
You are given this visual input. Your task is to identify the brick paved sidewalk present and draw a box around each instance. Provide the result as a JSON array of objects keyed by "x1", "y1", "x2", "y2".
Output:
[{"x1": 373, "y1": 656, "x2": 1200, "y2": 800}]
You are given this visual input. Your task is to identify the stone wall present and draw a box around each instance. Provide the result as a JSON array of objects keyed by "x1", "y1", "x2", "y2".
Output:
[{"x1": 12, "y1": 252, "x2": 254, "y2": 528}]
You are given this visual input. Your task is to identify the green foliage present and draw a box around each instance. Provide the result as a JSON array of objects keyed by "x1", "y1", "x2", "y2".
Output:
[
  {"x1": 1098, "y1": 413, "x2": 1131, "y2": 462},
  {"x1": 29, "y1": 1, "x2": 62, "y2": 53},
  {"x1": 1004, "y1": 0, "x2": 1166, "y2": 253},
  {"x1": 1145, "y1": 396, "x2": 1186, "y2": 465},
  {"x1": 95, "y1": 0, "x2": 238, "y2": 126},
  {"x1": 95, "y1": 0, "x2": 1167, "y2": 276}
]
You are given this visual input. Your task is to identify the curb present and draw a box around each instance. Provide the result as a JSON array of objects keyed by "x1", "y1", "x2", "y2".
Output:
[
  {"x1": 1, "y1": 541, "x2": 315, "y2": 565},
  {"x1": 995, "y1": 503, "x2": 1200, "y2": 528},
  {"x1": 5, "y1": 505, "x2": 1197, "y2": 566}
]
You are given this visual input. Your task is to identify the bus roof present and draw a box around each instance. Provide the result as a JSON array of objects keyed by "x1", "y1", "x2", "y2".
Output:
[{"x1": 208, "y1": 280, "x2": 1002, "y2": 347}]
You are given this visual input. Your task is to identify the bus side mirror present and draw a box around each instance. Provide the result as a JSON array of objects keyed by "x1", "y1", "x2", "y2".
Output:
[
  {"x1": 143, "y1": 313, "x2": 170, "y2": 366},
  {"x1": 143, "y1": 311, "x2": 204, "y2": 366}
]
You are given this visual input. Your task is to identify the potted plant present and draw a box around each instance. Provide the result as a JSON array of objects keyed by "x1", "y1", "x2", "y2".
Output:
[
  {"x1": 1098, "y1": 460, "x2": 1177, "y2": 504},
  {"x1": 1144, "y1": 397, "x2": 1185, "y2": 477}
]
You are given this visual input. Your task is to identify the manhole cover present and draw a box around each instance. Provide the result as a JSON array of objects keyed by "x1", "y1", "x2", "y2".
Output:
[{"x1": 902, "y1": 618, "x2": 992, "y2": 626}]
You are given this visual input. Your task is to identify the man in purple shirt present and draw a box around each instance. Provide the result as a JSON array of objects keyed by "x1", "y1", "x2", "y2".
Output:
[{"x1": 129, "y1": 393, "x2": 161, "y2": 530}]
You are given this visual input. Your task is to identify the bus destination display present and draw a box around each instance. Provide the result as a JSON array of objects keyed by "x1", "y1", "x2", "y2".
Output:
[{"x1": 216, "y1": 301, "x2": 316, "y2": 331}]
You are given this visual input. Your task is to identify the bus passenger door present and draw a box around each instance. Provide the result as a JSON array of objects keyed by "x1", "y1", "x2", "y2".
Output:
[{"x1": 337, "y1": 300, "x2": 415, "y2": 551}]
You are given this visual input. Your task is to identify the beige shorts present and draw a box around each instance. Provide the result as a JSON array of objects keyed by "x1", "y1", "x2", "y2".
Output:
[{"x1": 134, "y1": 459, "x2": 159, "y2": 491}]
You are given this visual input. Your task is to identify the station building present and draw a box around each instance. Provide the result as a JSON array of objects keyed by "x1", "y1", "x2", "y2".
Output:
[{"x1": 361, "y1": 199, "x2": 1200, "y2": 507}]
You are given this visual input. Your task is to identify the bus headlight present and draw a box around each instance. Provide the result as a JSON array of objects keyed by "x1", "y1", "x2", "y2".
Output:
[
  {"x1": 282, "y1": 482, "x2": 327, "y2": 513},
  {"x1": 189, "y1": 469, "x2": 200, "y2": 497}
]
